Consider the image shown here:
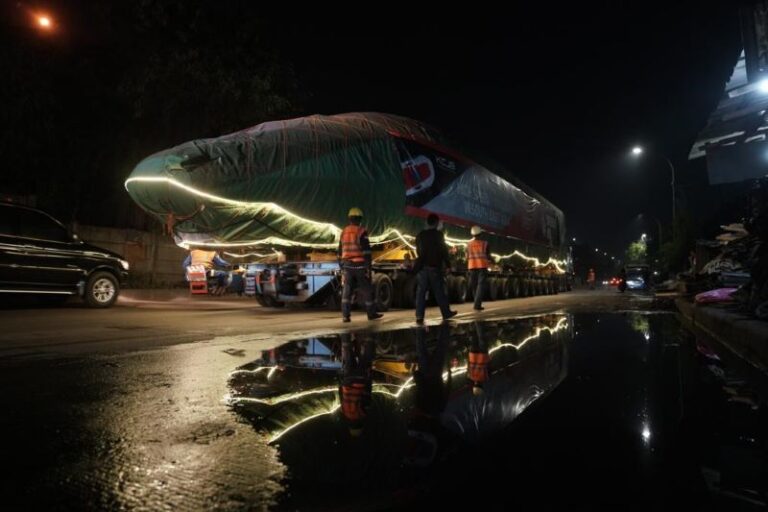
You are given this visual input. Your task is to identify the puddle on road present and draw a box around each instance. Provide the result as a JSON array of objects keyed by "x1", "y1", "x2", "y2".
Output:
[{"x1": 228, "y1": 312, "x2": 768, "y2": 509}]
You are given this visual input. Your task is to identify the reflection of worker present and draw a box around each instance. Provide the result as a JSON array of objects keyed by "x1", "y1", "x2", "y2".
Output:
[
  {"x1": 183, "y1": 249, "x2": 230, "y2": 294},
  {"x1": 338, "y1": 333, "x2": 375, "y2": 437},
  {"x1": 414, "y1": 213, "x2": 457, "y2": 324},
  {"x1": 404, "y1": 323, "x2": 451, "y2": 467},
  {"x1": 467, "y1": 322, "x2": 490, "y2": 396},
  {"x1": 587, "y1": 268, "x2": 596, "y2": 290},
  {"x1": 467, "y1": 225, "x2": 492, "y2": 311},
  {"x1": 338, "y1": 207, "x2": 382, "y2": 323}
]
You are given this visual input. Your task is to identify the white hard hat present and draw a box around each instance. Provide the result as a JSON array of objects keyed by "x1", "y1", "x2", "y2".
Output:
[{"x1": 471, "y1": 225, "x2": 483, "y2": 236}]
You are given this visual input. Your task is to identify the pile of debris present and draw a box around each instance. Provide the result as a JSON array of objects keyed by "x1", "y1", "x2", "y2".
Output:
[{"x1": 681, "y1": 178, "x2": 768, "y2": 320}]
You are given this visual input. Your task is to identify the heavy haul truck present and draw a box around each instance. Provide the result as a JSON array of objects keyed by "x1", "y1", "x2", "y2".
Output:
[{"x1": 126, "y1": 112, "x2": 571, "y2": 309}]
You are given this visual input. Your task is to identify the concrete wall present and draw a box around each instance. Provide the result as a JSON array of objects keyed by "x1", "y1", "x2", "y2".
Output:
[{"x1": 76, "y1": 225, "x2": 187, "y2": 287}]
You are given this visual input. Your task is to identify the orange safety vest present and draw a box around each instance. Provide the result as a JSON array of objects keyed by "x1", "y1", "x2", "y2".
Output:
[
  {"x1": 341, "y1": 382, "x2": 366, "y2": 421},
  {"x1": 190, "y1": 249, "x2": 217, "y2": 269},
  {"x1": 468, "y1": 351, "x2": 490, "y2": 383},
  {"x1": 467, "y1": 239, "x2": 489, "y2": 270},
  {"x1": 340, "y1": 224, "x2": 367, "y2": 263}
]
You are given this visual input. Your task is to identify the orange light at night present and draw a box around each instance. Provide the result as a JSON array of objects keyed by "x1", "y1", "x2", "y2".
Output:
[{"x1": 34, "y1": 13, "x2": 53, "y2": 30}]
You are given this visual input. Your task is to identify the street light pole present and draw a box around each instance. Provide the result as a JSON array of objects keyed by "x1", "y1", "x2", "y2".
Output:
[
  {"x1": 662, "y1": 155, "x2": 676, "y2": 226},
  {"x1": 631, "y1": 146, "x2": 676, "y2": 226}
]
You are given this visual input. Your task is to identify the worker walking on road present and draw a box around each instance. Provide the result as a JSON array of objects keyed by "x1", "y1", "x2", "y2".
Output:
[
  {"x1": 414, "y1": 213, "x2": 458, "y2": 324},
  {"x1": 338, "y1": 207, "x2": 383, "y2": 323},
  {"x1": 467, "y1": 225, "x2": 492, "y2": 311}
]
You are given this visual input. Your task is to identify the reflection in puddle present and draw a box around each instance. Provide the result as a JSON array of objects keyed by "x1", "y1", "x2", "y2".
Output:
[{"x1": 228, "y1": 314, "x2": 571, "y2": 501}]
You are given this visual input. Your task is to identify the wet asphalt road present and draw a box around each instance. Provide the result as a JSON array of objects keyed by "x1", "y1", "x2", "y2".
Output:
[
  {"x1": 0, "y1": 289, "x2": 650, "y2": 357},
  {"x1": 1, "y1": 290, "x2": 765, "y2": 510}
]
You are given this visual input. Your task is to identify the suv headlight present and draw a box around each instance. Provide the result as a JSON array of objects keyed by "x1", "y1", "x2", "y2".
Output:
[{"x1": 119, "y1": 259, "x2": 130, "y2": 271}]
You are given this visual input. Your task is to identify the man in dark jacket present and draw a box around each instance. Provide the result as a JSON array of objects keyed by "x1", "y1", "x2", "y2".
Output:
[{"x1": 414, "y1": 214, "x2": 457, "y2": 324}]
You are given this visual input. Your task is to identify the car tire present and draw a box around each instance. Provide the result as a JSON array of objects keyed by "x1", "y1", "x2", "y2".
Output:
[{"x1": 84, "y1": 271, "x2": 119, "y2": 308}]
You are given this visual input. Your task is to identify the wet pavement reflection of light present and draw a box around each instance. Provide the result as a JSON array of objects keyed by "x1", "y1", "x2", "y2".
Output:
[
  {"x1": 2, "y1": 312, "x2": 767, "y2": 511},
  {"x1": 228, "y1": 313, "x2": 767, "y2": 510}
]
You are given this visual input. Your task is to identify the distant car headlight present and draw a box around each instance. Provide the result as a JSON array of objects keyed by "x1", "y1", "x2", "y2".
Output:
[{"x1": 118, "y1": 259, "x2": 130, "y2": 271}]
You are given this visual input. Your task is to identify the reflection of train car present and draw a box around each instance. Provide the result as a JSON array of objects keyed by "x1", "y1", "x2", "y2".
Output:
[
  {"x1": 228, "y1": 314, "x2": 570, "y2": 444},
  {"x1": 227, "y1": 316, "x2": 570, "y2": 504}
]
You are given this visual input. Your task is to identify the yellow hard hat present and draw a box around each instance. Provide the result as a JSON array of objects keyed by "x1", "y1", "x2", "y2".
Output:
[{"x1": 348, "y1": 207, "x2": 364, "y2": 217}]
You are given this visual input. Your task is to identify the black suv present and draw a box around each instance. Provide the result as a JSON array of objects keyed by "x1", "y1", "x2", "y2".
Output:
[{"x1": 0, "y1": 202, "x2": 128, "y2": 307}]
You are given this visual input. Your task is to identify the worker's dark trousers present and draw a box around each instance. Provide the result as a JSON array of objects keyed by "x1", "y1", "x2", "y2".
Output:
[
  {"x1": 469, "y1": 268, "x2": 488, "y2": 309},
  {"x1": 341, "y1": 266, "x2": 376, "y2": 319},
  {"x1": 415, "y1": 266, "x2": 452, "y2": 320}
]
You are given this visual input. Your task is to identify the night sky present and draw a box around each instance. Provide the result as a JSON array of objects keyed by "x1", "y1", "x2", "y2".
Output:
[{"x1": 1, "y1": 1, "x2": 744, "y2": 256}]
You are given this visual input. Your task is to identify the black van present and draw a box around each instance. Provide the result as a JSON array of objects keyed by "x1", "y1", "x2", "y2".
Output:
[{"x1": 0, "y1": 202, "x2": 129, "y2": 307}]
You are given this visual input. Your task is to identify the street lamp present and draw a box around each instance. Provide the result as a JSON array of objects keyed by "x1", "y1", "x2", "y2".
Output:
[
  {"x1": 638, "y1": 213, "x2": 663, "y2": 245},
  {"x1": 630, "y1": 145, "x2": 676, "y2": 224}
]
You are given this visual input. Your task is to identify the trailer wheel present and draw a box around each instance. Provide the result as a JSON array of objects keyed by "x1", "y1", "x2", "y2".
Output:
[
  {"x1": 507, "y1": 277, "x2": 518, "y2": 298},
  {"x1": 255, "y1": 295, "x2": 268, "y2": 307},
  {"x1": 525, "y1": 278, "x2": 535, "y2": 297},
  {"x1": 488, "y1": 278, "x2": 501, "y2": 301},
  {"x1": 452, "y1": 276, "x2": 468, "y2": 303},
  {"x1": 373, "y1": 274, "x2": 393, "y2": 312},
  {"x1": 501, "y1": 277, "x2": 512, "y2": 299}
]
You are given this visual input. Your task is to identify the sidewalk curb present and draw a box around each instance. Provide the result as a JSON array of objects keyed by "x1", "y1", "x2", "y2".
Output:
[{"x1": 676, "y1": 298, "x2": 768, "y2": 374}]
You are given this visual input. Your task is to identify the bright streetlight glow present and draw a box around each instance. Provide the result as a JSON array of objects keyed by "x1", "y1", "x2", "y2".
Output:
[
  {"x1": 759, "y1": 79, "x2": 768, "y2": 93},
  {"x1": 37, "y1": 15, "x2": 52, "y2": 29},
  {"x1": 631, "y1": 146, "x2": 643, "y2": 156}
]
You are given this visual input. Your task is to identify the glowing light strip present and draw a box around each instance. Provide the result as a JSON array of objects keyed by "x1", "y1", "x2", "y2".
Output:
[
  {"x1": 268, "y1": 404, "x2": 341, "y2": 443},
  {"x1": 229, "y1": 386, "x2": 339, "y2": 405},
  {"x1": 489, "y1": 317, "x2": 569, "y2": 354},
  {"x1": 224, "y1": 252, "x2": 272, "y2": 259},
  {"x1": 126, "y1": 177, "x2": 562, "y2": 269},
  {"x1": 125, "y1": 176, "x2": 340, "y2": 234},
  {"x1": 229, "y1": 366, "x2": 275, "y2": 375},
  {"x1": 492, "y1": 251, "x2": 568, "y2": 273}
]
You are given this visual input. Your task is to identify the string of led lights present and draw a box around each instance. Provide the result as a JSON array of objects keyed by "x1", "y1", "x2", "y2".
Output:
[{"x1": 126, "y1": 176, "x2": 566, "y2": 270}]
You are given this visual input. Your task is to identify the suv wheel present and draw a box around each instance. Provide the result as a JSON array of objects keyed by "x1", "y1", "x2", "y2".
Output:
[{"x1": 84, "y1": 271, "x2": 119, "y2": 308}]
